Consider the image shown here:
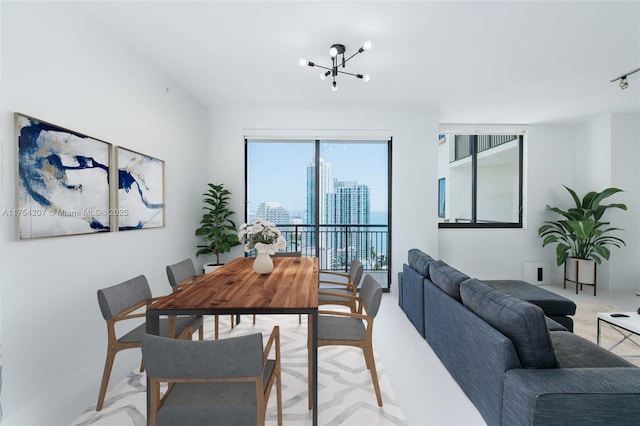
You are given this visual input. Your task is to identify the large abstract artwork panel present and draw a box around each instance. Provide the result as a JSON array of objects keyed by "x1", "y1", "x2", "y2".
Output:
[
  {"x1": 16, "y1": 113, "x2": 111, "y2": 239},
  {"x1": 117, "y1": 147, "x2": 164, "y2": 231}
]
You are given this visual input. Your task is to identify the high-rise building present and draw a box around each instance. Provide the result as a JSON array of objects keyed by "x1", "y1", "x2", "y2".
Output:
[
  {"x1": 306, "y1": 157, "x2": 332, "y2": 224},
  {"x1": 327, "y1": 180, "x2": 370, "y2": 267},
  {"x1": 255, "y1": 202, "x2": 290, "y2": 225},
  {"x1": 306, "y1": 160, "x2": 371, "y2": 267},
  {"x1": 306, "y1": 158, "x2": 332, "y2": 251}
]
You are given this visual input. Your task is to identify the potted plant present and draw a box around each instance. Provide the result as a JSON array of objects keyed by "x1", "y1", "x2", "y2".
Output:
[
  {"x1": 538, "y1": 185, "x2": 627, "y2": 294},
  {"x1": 195, "y1": 183, "x2": 241, "y2": 273}
]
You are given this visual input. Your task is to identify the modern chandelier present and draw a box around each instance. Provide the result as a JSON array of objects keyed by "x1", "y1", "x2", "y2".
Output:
[{"x1": 299, "y1": 41, "x2": 372, "y2": 91}]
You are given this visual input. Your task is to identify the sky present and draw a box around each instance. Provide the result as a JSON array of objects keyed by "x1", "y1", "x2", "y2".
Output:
[{"x1": 247, "y1": 140, "x2": 389, "y2": 215}]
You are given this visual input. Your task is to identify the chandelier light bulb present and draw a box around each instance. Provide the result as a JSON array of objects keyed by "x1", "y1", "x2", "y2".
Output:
[
  {"x1": 363, "y1": 74, "x2": 370, "y2": 82},
  {"x1": 330, "y1": 46, "x2": 338, "y2": 57},
  {"x1": 332, "y1": 81, "x2": 338, "y2": 91},
  {"x1": 320, "y1": 73, "x2": 327, "y2": 80},
  {"x1": 299, "y1": 58, "x2": 307, "y2": 67},
  {"x1": 363, "y1": 41, "x2": 372, "y2": 50}
]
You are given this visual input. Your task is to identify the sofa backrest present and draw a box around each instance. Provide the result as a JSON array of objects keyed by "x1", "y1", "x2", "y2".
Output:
[
  {"x1": 460, "y1": 279, "x2": 559, "y2": 369},
  {"x1": 424, "y1": 274, "x2": 521, "y2": 426},
  {"x1": 429, "y1": 260, "x2": 469, "y2": 302},
  {"x1": 407, "y1": 248, "x2": 434, "y2": 278}
]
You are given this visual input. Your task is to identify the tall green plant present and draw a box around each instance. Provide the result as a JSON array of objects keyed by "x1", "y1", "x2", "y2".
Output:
[
  {"x1": 195, "y1": 183, "x2": 241, "y2": 264},
  {"x1": 538, "y1": 185, "x2": 627, "y2": 266}
]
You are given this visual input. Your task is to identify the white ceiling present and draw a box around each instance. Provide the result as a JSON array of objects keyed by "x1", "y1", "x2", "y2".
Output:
[{"x1": 81, "y1": 1, "x2": 640, "y2": 125}]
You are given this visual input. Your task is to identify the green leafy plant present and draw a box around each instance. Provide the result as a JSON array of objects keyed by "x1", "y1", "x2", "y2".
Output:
[
  {"x1": 195, "y1": 183, "x2": 241, "y2": 264},
  {"x1": 538, "y1": 185, "x2": 627, "y2": 266}
]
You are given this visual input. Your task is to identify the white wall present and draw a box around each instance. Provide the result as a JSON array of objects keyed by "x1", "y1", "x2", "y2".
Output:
[
  {"x1": 438, "y1": 125, "x2": 577, "y2": 283},
  {"x1": 1, "y1": 3, "x2": 207, "y2": 424},
  {"x1": 609, "y1": 114, "x2": 640, "y2": 293},
  {"x1": 575, "y1": 115, "x2": 612, "y2": 193},
  {"x1": 207, "y1": 108, "x2": 440, "y2": 285},
  {"x1": 576, "y1": 113, "x2": 640, "y2": 293}
]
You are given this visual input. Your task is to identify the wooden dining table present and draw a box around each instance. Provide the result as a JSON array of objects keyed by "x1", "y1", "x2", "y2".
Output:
[{"x1": 146, "y1": 256, "x2": 319, "y2": 425}]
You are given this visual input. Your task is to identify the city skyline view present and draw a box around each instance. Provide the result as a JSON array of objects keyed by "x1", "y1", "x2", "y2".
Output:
[
  {"x1": 247, "y1": 140, "x2": 389, "y2": 224},
  {"x1": 247, "y1": 139, "x2": 389, "y2": 271}
]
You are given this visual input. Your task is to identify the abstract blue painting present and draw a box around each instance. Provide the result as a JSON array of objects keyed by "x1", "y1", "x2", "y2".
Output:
[
  {"x1": 16, "y1": 113, "x2": 111, "y2": 239},
  {"x1": 116, "y1": 147, "x2": 164, "y2": 231}
]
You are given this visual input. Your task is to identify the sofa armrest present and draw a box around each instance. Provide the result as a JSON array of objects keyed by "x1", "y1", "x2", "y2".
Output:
[
  {"x1": 401, "y1": 264, "x2": 426, "y2": 337},
  {"x1": 503, "y1": 367, "x2": 640, "y2": 426}
]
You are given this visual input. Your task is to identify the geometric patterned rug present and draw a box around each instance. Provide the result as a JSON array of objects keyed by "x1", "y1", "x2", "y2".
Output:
[{"x1": 70, "y1": 313, "x2": 406, "y2": 426}]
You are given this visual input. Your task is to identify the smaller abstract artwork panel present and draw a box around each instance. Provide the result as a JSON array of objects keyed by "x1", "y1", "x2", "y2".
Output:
[
  {"x1": 117, "y1": 147, "x2": 164, "y2": 231},
  {"x1": 16, "y1": 113, "x2": 111, "y2": 239}
]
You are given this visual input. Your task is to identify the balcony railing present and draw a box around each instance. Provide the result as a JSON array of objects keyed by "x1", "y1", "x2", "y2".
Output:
[
  {"x1": 453, "y1": 134, "x2": 518, "y2": 161},
  {"x1": 273, "y1": 223, "x2": 389, "y2": 287}
]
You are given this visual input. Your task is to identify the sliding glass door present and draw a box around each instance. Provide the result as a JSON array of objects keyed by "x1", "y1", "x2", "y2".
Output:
[{"x1": 246, "y1": 139, "x2": 391, "y2": 290}]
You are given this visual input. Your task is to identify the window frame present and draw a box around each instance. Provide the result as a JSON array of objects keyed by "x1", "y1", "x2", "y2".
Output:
[
  {"x1": 438, "y1": 134, "x2": 524, "y2": 229},
  {"x1": 244, "y1": 137, "x2": 394, "y2": 290}
]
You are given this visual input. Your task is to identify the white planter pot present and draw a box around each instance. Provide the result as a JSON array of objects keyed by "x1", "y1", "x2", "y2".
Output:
[
  {"x1": 564, "y1": 258, "x2": 596, "y2": 285},
  {"x1": 203, "y1": 263, "x2": 224, "y2": 274}
]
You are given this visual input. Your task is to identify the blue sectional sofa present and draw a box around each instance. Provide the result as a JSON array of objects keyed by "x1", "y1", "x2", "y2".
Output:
[{"x1": 398, "y1": 248, "x2": 640, "y2": 426}]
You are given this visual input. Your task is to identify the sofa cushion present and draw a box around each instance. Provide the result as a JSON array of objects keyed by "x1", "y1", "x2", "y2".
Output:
[
  {"x1": 407, "y1": 249, "x2": 434, "y2": 278},
  {"x1": 460, "y1": 279, "x2": 559, "y2": 369},
  {"x1": 429, "y1": 260, "x2": 469, "y2": 302},
  {"x1": 550, "y1": 331, "x2": 635, "y2": 368},
  {"x1": 483, "y1": 279, "x2": 576, "y2": 316}
]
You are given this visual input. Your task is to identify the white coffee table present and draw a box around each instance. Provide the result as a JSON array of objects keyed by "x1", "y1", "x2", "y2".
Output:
[{"x1": 596, "y1": 312, "x2": 640, "y2": 358}]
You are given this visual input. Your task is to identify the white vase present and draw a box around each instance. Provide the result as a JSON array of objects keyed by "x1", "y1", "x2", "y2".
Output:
[{"x1": 253, "y1": 251, "x2": 273, "y2": 274}]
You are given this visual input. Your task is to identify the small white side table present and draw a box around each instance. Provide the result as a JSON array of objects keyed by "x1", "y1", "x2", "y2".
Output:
[{"x1": 596, "y1": 312, "x2": 640, "y2": 358}]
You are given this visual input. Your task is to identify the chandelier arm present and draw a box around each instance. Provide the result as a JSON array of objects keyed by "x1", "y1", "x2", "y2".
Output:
[
  {"x1": 313, "y1": 64, "x2": 333, "y2": 72},
  {"x1": 336, "y1": 70, "x2": 363, "y2": 78},
  {"x1": 342, "y1": 51, "x2": 362, "y2": 65}
]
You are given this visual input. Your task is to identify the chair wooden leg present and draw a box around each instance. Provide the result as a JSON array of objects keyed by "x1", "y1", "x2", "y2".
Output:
[
  {"x1": 96, "y1": 349, "x2": 117, "y2": 411},
  {"x1": 215, "y1": 315, "x2": 219, "y2": 340},
  {"x1": 298, "y1": 314, "x2": 301, "y2": 324},
  {"x1": 198, "y1": 324, "x2": 204, "y2": 341},
  {"x1": 365, "y1": 346, "x2": 383, "y2": 407},
  {"x1": 363, "y1": 347, "x2": 372, "y2": 370},
  {"x1": 231, "y1": 314, "x2": 235, "y2": 329},
  {"x1": 253, "y1": 314, "x2": 257, "y2": 325}
]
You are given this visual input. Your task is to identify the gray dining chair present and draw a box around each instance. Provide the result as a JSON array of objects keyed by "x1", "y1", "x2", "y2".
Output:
[
  {"x1": 318, "y1": 259, "x2": 364, "y2": 312},
  {"x1": 96, "y1": 275, "x2": 202, "y2": 411},
  {"x1": 166, "y1": 258, "x2": 232, "y2": 339},
  {"x1": 313, "y1": 274, "x2": 384, "y2": 406},
  {"x1": 142, "y1": 326, "x2": 282, "y2": 426}
]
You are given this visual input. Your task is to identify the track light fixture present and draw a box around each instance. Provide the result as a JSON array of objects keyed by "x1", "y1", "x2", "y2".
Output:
[
  {"x1": 619, "y1": 77, "x2": 629, "y2": 90},
  {"x1": 610, "y1": 66, "x2": 640, "y2": 90},
  {"x1": 299, "y1": 41, "x2": 371, "y2": 91}
]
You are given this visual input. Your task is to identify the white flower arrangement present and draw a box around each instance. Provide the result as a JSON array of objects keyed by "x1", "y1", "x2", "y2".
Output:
[{"x1": 238, "y1": 218, "x2": 287, "y2": 254}]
